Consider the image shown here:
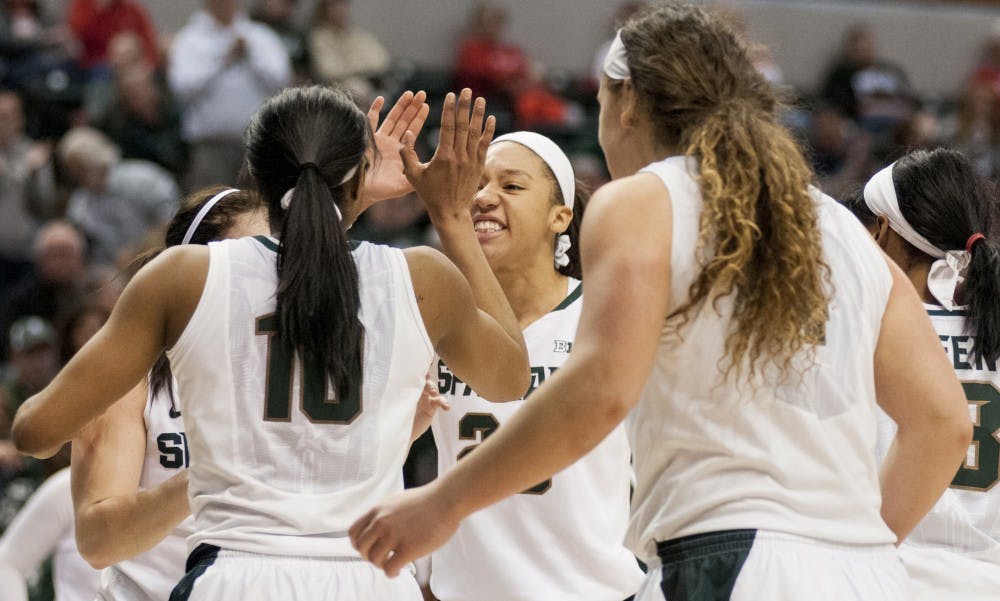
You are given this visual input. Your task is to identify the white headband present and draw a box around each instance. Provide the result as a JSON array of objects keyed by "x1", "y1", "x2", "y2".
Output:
[
  {"x1": 279, "y1": 163, "x2": 359, "y2": 219},
  {"x1": 181, "y1": 188, "x2": 239, "y2": 245},
  {"x1": 864, "y1": 162, "x2": 970, "y2": 310},
  {"x1": 603, "y1": 30, "x2": 631, "y2": 80},
  {"x1": 491, "y1": 132, "x2": 575, "y2": 209}
]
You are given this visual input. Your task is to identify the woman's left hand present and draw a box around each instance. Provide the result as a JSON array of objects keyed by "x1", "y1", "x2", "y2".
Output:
[{"x1": 361, "y1": 91, "x2": 430, "y2": 209}]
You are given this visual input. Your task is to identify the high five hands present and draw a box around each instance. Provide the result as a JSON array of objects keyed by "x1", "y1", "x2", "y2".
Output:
[{"x1": 399, "y1": 88, "x2": 496, "y2": 220}]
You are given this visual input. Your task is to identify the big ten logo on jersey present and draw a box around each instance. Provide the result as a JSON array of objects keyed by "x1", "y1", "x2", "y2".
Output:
[
  {"x1": 158, "y1": 432, "x2": 190, "y2": 469},
  {"x1": 553, "y1": 339, "x2": 572, "y2": 353},
  {"x1": 438, "y1": 362, "x2": 558, "y2": 398}
]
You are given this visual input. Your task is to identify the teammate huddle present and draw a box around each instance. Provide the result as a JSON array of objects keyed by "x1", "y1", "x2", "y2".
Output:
[{"x1": 6, "y1": 4, "x2": 1000, "y2": 600}]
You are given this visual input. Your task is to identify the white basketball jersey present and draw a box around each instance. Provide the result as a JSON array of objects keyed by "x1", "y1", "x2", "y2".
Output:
[
  {"x1": 625, "y1": 156, "x2": 898, "y2": 562},
  {"x1": 430, "y1": 280, "x2": 644, "y2": 601},
  {"x1": 99, "y1": 381, "x2": 194, "y2": 600},
  {"x1": 876, "y1": 305, "x2": 1000, "y2": 564},
  {"x1": 166, "y1": 236, "x2": 433, "y2": 557}
]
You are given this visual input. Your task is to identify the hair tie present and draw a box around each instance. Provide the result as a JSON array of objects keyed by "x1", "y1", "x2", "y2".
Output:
[
  {"x1": 966, "y1": 233, "x2": 986, "y2": 253},
  {"x1": 181, "y1": 188, "x2": 240, "y2": 245},
  {"x1": 281, "y1": 163, "x2": 360, "y2": 213},
  {"x1": 299, "y1": 162, "x2": 319, "y2": 173}
]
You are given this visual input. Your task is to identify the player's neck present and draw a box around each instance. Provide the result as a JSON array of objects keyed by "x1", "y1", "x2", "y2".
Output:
[
  {"x1": 495, "y1": 261, "x2": 569, "y2": 329},
  {"x1": 906, "y1": 261, "x2": 936, "y2": 304}
]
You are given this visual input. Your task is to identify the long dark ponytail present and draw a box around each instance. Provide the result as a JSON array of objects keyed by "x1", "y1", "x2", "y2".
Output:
[
  {"x1": 244, "y1": 86, "x2": 371, "y2": 402},
  {"x1": 893, "y1": 148, "x2": 1000, "y2": 363}
]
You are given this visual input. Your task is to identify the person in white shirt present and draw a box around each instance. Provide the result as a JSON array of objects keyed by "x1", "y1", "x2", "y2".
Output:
[
  {"x1": 0, "y1": 468, "x2": 100, "y2": 601},
  {"x1": 349, "y1": 6, "x2": 971, "y2": 601},
  {"x1": 169, "y1": 0, "x2": 290, "y2": 189}
]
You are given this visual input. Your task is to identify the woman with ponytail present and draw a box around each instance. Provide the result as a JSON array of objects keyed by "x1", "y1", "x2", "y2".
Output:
[
  {"x1": 852, "y1": 148, "x2": 1000, "y2": 600},
  {"x1": 10, "y1": 86, "x2": 529, "y2": 601},
  {"x1": 351, "y1": 5, "x2": 971, "y2": 601}
]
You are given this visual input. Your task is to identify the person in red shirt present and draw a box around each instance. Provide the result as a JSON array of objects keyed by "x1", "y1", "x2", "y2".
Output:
[
  {"x1": 454, "y1": 3, "x2": 528, "y2": 103},
  {"x1": 67, "y1": 0, "x2": 158, "y2": 71}
]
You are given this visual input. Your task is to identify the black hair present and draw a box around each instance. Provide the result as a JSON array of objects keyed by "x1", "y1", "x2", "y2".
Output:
[
  {"x1": 244, "y1": 85, "x2": 371, "y2": 403},
  {"x1": 840, "y1": 186, "x2": 877, "y2": 229},
  {"x1": 893, "y1": 148, "x2": 1000, "y2": 363},
  {"x1": 147, "y1": 186, "x2": 266, "y2": 401}
]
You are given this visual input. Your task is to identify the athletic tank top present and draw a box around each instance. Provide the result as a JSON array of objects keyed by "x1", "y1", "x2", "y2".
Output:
[
  {"x1": 876, "y1": 304, "x2": 1000, "y2": 563},
  {"x1": 166, "y1": 236, "x2": 433, "y2": 557},
  {"x1": 430, "y1": 280, "x2": 644, "y2": 601},
  {"x1": 100, "y1": 381, "x2": 193, "y2": 600},
  {"x1": 625, "y1": 156, "x2": 897, "y2": 562}
]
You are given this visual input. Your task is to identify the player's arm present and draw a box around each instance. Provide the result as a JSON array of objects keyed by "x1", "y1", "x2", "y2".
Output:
[
  {"x1": 352, "y1": 173, "x2": 673, "y2": 575},
  {"x1": 875, "y1": 256, "x2": 972, "y2": 542},
  {"x1": 406, "y1": 246, "x2": 526, "y2": 402},
  {"x1": 71, "y1": 379, "x2": 191, "y2": 569},
  {"x1": 13, "y1": 246, "x2": 208, "y2": 457}
]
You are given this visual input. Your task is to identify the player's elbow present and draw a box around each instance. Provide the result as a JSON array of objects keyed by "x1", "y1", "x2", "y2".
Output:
[{"x1": 75, "y1": 515, "x2": 116, "y2": 570}]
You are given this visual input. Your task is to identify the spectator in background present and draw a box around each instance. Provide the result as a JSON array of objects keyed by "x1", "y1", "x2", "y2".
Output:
[
  {"x1": 351, "y1": 192, "x2": 431, "y2": 248},
  {"x1": 57, "y1": 126, "x2": 178, "y2": 264},
  {"x1": 307, "y1": 0, "x2": 389, "y2": 101},
  {"x1": 252, "y1": 0, "x2": 308, "y2": 81},
  {"x1": 1, "y1": 316, "x2": 59, "y2": 417},
  {"x1": 454, "y1": 3, "x2": 528, "y2": 103},
  {"x1": 820, "y1": 23, "x2": 914, "y2": 135},
  {"x1": 55, "y1": 301, "x2": 108, "y2": 365},
  {"x1": 968, "y1": 23, "x2": 1000, "y2": 106},
  {"x1": 169, "y1": 0, "x2": 289, "y2": 190},
  {"x1": 96, "y1": 63, "x2": 187, "y2": 178},
  {"x1": 953, "y1": 82, "x2": 1000, "y2": 178},
  {"x1": 0, "y1": 90, "x2": 55, "y2": 289},
  {"x1": 1, "y1": 222, "x2": 86, "y2": 361},
  {"x1": 82, "y1": 30, "x2": 153, "y2": 125},
  {"x1": 67, "y1": 0, "x2": 158, "y2": 73},
  {"x1": 808, "y1": 105, "x2": 873, "y2": 200}
]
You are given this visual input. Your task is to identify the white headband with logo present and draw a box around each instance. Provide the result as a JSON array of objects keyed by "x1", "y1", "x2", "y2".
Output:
[
  {"x1": 182, "y1": 188, "x2": 240, "y2": 245},
  {"x1": 864, "y1": 163, "x2": 970, "y2": 310},
  {"x1": 603, "y1": 30, "x2": 631, "y2": 80},
  {"x1": 491, "y1": 131, "x2": 576, "y2": 268}
]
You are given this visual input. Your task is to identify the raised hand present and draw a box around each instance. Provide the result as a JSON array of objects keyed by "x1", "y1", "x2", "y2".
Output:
[
  {"x1": 361, "y1": 91, "x2": 430, "y2": 209},
  {"x1": 398, "y1": 89, "x2": 496, "y2": 220}
]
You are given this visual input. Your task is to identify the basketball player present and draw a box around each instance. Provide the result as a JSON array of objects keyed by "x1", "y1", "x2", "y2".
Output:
[
  {"x1": 11, "y1": 85, "x2": 529, "y2": 601},
  {"x1": 72, "y1": 186, "x2": 268, "y2": 601},
  {"x1": 848, "y1": 148, "x2": 1000, "y2": 599},
  {"x1": 349, "y1": 6, "x2": 971, "y2": 600},
  {"x1": 424, "y1": 132, "x2": 643, "y2": 600}
]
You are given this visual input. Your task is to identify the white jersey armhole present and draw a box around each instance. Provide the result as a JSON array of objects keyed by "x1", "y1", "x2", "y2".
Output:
[
  {"x1": 167, "y1": 241, "x2": 229, "y2": 372},
  {"x1": 394, "y1": 248, "x2": 434, "y2": 359}
]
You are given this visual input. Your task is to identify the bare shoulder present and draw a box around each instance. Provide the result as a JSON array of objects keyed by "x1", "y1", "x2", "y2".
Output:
[
  {"x1": 583, "y1": 173, "x2": 673, "y2": 252},
  {"x1": 403, "y1": 245, "x2": 464, "y2": 287}
]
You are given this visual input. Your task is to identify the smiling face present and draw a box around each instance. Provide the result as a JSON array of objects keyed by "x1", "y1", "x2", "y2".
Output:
[{"x1": 472, "y1": 142, "x2": 572, "y2": 273}]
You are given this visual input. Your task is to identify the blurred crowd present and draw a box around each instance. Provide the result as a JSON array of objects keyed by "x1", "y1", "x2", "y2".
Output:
[{"x1": 0, "y1": 0, "x2": 999, "y2": 597}]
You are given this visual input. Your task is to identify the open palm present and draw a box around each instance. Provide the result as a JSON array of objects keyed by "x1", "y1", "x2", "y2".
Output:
[{"x1": 362, "y1": 91, "x2": 430, "y2": 210}]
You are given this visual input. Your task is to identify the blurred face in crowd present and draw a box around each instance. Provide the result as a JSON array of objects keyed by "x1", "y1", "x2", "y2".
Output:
[
  {"x1": 11, "y1": 343, "x2": 58, "y2": 394},
  {"x1": 118, "y1": 67, "x2": 161, "y2": 123},
  {"x1": 0, "y1": 92, "x2": 24, "y2": 148},
  {"x1": 846, "y1": 26, "x2": 877, "y2": 68},
  {"x1": 261, "y1": 0, "x2": 296, "y2": 22},
  {"x1": 108, "y1": 31, "x2": 145, "y2": 74},
  {"x1": 35, "y1": 223, "x2": 86, "y2": 285},
  {"x1": 321, "y1": 0, "x2": 349, "y2": 28},
  {"x1": 68, "y1": 307, "x2": 109, "y2": 357},
  {"x1": 472, "y1": 4, "x2": 507, "y2": 41},
  {"x1": 208, "y1": 0, "x2": 241, "y2": 24},
  {"x1": 811, "y1": 108, "x2": 849, "y2": 155}
]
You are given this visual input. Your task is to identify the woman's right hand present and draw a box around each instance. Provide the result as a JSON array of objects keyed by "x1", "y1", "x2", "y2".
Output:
[{"x1": 399, "y1": 89, "x2": 495, "y2": 221}]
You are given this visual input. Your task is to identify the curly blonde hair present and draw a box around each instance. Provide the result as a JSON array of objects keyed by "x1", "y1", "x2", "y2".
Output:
[{"x1": 617, "y1": 4, "x2": 830, "y2": 378}]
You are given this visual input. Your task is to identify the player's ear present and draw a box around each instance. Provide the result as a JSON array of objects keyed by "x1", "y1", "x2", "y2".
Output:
[{"x1": 873, "y1": 216, "x2": 891, "y2": 249}]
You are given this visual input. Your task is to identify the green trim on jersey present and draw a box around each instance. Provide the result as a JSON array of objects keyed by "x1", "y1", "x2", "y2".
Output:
[
  {"x1": 927, "y1": 308, "x2": 969, "y2": 317},
  {"x1": 552, "y1": 283, "x2": 582, "y2": 312},
  {"x1": 252, "y1": 235, "x2": 279, "y2": 253}
]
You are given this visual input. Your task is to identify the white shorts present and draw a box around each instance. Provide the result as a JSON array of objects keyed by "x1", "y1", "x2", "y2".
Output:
[
  {"x1": 168, "y1": 544, "x2": 421, "y2": 601},
  {"x1": 898, "y1": 544, "x2": 1000, "y2": 601},
  {"x1": 637, "y1": 530, "x2": 909, "y2": 601}
]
